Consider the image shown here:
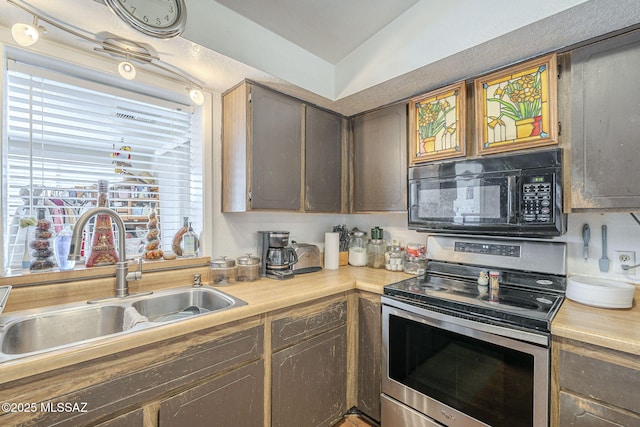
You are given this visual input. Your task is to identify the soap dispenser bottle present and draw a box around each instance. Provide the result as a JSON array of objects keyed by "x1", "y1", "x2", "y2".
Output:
[{"x1": 181, "y1": 222, "x2": 199, "y2": 258}]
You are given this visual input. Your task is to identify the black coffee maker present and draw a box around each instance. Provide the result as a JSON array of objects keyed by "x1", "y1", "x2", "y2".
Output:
[{"x1": 257, "y1": 231, "x2": 298, "y2": 279}]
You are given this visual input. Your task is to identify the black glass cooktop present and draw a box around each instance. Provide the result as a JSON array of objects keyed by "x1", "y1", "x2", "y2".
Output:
[{"x1": 384, "y1": 266, "x2": 565, "y2": 333}]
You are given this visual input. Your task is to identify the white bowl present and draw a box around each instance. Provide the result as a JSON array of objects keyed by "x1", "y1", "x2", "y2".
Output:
[{"x1": 566, "y1": 275, "x2": 635, "y2": 309}]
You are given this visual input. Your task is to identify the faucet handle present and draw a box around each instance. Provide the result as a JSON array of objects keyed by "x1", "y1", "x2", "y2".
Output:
[{"x1": 127, "y1": 258, "x2": 143, "y2": 282}]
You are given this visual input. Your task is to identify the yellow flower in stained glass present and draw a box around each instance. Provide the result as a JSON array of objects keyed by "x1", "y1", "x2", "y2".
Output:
[{"x1": 486, "y1": 65, "x2": 546, "y2": 122}]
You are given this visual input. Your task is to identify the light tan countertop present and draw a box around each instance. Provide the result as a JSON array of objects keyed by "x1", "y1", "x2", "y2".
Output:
[
  {"x1": 552, "y1": 286, "x2": 640, "y2": 355},
  {"x1": 4, "y1": 263, "x2": 637, "y2": 386},
  {"x1": 0, "y1": 266, "x2": 410, "y2": 385}
]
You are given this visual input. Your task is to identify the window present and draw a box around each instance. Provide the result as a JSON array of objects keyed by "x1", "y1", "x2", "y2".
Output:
[{"x1": 3, "y1": 60, "x2": 203, "y2": 272}]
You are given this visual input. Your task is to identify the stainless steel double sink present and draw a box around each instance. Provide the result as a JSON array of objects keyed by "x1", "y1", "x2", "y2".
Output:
[{"x1": 0, "y1": 286, "x2": 247, "y2": 361}]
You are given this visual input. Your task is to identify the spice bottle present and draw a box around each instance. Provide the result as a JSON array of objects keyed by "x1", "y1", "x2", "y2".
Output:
[
  {"x1": 86, "y1": 180, "x2": 119, "y2": 267},
  {"x1": 489, "y1": 271, "x2": 500, "y2": 302}
]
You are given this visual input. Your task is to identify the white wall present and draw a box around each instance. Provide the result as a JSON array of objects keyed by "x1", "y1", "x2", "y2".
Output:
[
  {"x1": 564, "y1": 212, "x2": 640, "y2": 281},
  {"x1": 2, "y1": 23, "x2": 639, "y2": 285}
]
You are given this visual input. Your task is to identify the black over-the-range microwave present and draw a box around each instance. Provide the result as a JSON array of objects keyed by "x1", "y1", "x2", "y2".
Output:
[{"x1": 408, "y1": 148, "x2": 566, "y2": 237}]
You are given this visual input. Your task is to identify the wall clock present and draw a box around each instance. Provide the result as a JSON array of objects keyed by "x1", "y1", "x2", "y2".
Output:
[{"x1": 104, "y1": 0, "x2": 187, "y2": 39}]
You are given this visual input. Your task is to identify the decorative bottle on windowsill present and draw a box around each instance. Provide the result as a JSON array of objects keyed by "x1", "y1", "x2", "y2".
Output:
[
  {"x1": 181, "y1": 221, "x2": 199, "y2": 258},
  {"x1": 86, "y1": 180, "x2": 119, "y2": 267},
  {"x1": 144, "y1": 204, "x2": 163, "y2": 260},
  {"x1": 29, "y1": 208, "x2": 54, "y2": 271},
  {"x1": 54, "y1": 223, "x2": 75, "y2": 271}
]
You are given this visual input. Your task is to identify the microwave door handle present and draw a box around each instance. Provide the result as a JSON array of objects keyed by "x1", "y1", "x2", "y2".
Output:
[{"x1": 507, "y1": 176, "x2": 517, "y2": 223}]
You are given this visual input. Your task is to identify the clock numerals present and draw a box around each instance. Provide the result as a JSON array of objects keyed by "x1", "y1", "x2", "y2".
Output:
[{"x1": 107, "y1": 0, "x2": 186, "y2": 38}]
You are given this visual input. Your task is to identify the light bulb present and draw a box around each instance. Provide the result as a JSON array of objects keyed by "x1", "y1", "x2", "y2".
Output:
[
  {"x1": 11, "y1": 22, "x2": 40, "y2": 47},
  {"x1": 189, "y1": 88, "x2": 204, "y2": 105},
  {"x1": 118, "y1": 61, "x2": 136, "y2": 80}
]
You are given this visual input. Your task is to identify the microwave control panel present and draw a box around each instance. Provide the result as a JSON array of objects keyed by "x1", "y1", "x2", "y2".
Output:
[{"x1": 521, "y1": 173, "x2": 554, "y2": 223}]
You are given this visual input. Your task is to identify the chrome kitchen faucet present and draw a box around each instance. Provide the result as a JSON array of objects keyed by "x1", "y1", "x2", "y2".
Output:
[{"x1": 68, "y1": 207, "x2": 147, "y2": 301}]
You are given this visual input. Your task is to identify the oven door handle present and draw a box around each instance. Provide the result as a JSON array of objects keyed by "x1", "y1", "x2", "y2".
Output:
[{"x1": 382, "y1": 296, "x2": 550, "y2": 347}]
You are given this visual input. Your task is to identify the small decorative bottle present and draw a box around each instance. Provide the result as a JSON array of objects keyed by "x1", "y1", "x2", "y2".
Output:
[
  {"x1": 86, "y1": 180, "x2": 119, "y2": 267},
  {"x1": 29, "y1": 208, "x2": 54, "y2": 271},
  {"x1": 181, "y1": 222, "x2": 199, "y2": 258},
  {"x1": 144, "y1": 204, "x2": 163, "y2": 260},
  {"x1": 19, "y1": 216, "x2": 37, "y2": 269},
  {"x1": 172, "y1": 216, "x2": 190, "y2": 256},
  {"x1": 54, "y1": 224, "x2": 76, "y2": 271}
]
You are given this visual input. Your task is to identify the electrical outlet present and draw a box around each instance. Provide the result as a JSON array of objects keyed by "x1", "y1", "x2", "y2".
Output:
[{"x1": 614, "y1": 250, "x2": 636, "y2": 273}]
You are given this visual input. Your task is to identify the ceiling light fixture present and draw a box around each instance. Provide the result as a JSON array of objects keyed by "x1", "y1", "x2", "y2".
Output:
[
  {"x1": 11, "y1": 16, "x2": 45, "y2": 47},
  {"x1": 117, "y1": 56, "x2": 136, "y2": 80},
  {"x1": 189, "y1": 88, "x2": 205, "y2": 106},
  {"x1": 7, "y1": 0, "x2": 206, "y2": 106}
]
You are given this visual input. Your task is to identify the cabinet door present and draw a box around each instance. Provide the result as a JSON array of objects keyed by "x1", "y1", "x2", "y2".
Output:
[
  {"x1": 352, "y1": 103, "x2": 407, "y2": 212},
  {"x1": 250, "y1": 85, "x2": 302, "y2": 210},
  {"x1": 159, "y1": 360, "x2": 264, "y2": 427},
  {"x1": 272, "y1": 325, "x2": 347, "y2": 427},
  {"x1": 95, "y1": 408, "x2": 144, "y2": 427},
  {"x1": 570, "y1": 29, "x2": 640, "y2": 209},
  {"x1": 357, "y1": 294, "x2": 382, "y2": 422},
  {"x1": 559, "y1": 391, "x2": 640, "y2": 427},
  {"x1": 305, "y1": 105, "x2": 343, "y2": 212}
]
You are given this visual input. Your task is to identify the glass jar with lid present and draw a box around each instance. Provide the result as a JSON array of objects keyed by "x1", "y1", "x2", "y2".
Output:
[
  {"x1": 385, "y1": 240, "x2": 405, "y2": 271},
  {"x1": 210, "y1": 256, "x2": 236, "y2": 285},
  {"x1": 236, "y1": 253, "x2": 260, "y2": 282},
  {"x1": 348, "y1": 228, "x2": 368, "y2": 267},
  {"x1": 367, "y1": 226, "x2": 386, "y2": 269},
  {"x1": 404, "y1": 256, "x2": 427, "y2": 275}
]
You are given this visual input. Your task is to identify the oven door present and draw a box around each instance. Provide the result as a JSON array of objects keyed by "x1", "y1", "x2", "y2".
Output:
[
  {"x1": 408, "y1": 172, "x2": 517, "y2": 232},
  {"x1": 382, "y1": 298, "x2": 549, "y2": 427}
]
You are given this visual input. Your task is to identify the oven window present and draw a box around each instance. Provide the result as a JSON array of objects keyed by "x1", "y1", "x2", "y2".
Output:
[{"x1": 388, "y1": 314, "x2": 534, "y2": 427}]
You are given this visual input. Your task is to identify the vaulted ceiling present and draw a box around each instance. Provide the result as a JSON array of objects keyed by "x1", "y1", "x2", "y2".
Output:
[{"x1": 1, "y1": 0, "x2": 639, "y2": 115}]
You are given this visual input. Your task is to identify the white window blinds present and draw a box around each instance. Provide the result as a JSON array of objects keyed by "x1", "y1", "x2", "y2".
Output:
[{"x1": 3, "y1": 62, "x2": 203, "y2": 272}]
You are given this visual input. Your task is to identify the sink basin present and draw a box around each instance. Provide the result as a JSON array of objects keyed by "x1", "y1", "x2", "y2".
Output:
[
  {"x1": 131, "y1": 287, "x2": 247, "y2": 322},
  {"x1": 0, "y1": 286, "x2": 247, "y2": 360},
  {"x1": 1, "y1": 305, "x2": 127, "y2": 355}
]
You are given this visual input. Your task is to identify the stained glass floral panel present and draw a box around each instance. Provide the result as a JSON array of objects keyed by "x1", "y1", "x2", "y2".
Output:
[
  {"x1": 475, "y1": 53, "x2": 558, "y2": 155},
  {"x1": 409, "y1": 81, "x2": 466, "y2": 164}
]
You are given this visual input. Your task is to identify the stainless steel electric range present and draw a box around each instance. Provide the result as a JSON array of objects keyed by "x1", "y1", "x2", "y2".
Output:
[{"x1": 382, "y1": 235, "x2": 566, "y2": 427}]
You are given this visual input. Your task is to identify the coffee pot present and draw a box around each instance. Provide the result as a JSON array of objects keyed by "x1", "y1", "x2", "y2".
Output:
[
  {"x1": 266, "y1": 246, "x2": 298, "y2": 269},
  {"x1": 257, "y1": 231, "x2": 298, "y2": 279}
]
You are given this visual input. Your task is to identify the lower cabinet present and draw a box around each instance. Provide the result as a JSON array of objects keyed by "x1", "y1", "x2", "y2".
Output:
[
  {"x1": 0, "y1": 292, "x2": 383, "y2": 427},
  {"x1": 94, "y1": 408, "x2": 144, "y2": 427},
  {"x1": 270, "y1": 297, "x2": 348, "y2": 427},
  {"x1": 0, "y1": 322, "x2": 264, "y2": 427},
  {"x1": 159, "y1": 360, "x2": 264, "y2": 427},
  {"x1": 357, "y1": 292, "x2": 382, "y2": 422},
  {"x1": 553, "y1": 336, "x2": 640, "y2": 427}
]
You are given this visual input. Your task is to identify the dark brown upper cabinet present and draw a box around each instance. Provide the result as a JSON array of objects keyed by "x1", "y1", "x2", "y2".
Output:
[
  {"x1": 222, "y1": 82, "x2": 345, "y2": 213},
  {"x1": 351, "y1": 103, "x2": 408, "y2": 212},
  {"x1": 568, "y1": 29, "x2": 640, "y2": 210}
]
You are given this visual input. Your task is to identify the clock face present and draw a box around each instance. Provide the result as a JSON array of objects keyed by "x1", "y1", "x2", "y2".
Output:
[{"x1": 105, "y1": 0, "x2": 186, "y2": 39}]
